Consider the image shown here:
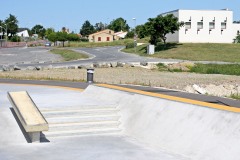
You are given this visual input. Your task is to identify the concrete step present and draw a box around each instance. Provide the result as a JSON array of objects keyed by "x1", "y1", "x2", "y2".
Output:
[
  {"x1": 48, "y1": 121, "x2": 120, "y2": 132},
  {"x1": 45, "y1": 114, "x2": 120, "y2": 124},
  {"x1": 40, "y1": 105, "x2": 117, "y2": 112},
  {"x1": 43, "y1": 128, "x2": 121, "y2": 138},
  {"x1": 42, "y1": 108, "x2": 120, "y2": 118}
]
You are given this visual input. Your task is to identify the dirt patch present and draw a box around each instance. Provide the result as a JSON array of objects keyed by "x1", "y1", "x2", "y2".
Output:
[{"x1": 1, "y1": 67, "x2": 240, "y2": 98}]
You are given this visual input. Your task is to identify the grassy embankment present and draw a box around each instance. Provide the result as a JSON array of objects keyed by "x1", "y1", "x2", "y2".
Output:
[
  {"x1": 50, "y1": 49, "x2": 89, "y2": 61},
  {"x1": 123, "y1": 43, "x2": 240, "y2": 62}
]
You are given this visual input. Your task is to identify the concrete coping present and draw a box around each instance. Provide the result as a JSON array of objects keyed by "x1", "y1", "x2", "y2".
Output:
[
  {"x1": 96, "y1": 84, "x2": 240, "y2": 113},
  {"x1": 8, "y1": 91, "x2": 49, "y2": 142}
]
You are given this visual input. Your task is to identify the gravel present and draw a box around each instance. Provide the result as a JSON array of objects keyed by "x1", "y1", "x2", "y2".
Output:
[{"x1": 1, "y1": 67, "x2": 240, "y2": 97}]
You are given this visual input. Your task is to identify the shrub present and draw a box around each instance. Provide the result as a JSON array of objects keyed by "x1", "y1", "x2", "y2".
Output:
[
  {"x1": 80, "y1": 37, "x2": 89, "y2": 42},
  {"x1": 126, "y1": 42, "x2": 135, "y2": 49},
  {"x1": 10, "y1": 36, "x2": 21, "y2": 42}
]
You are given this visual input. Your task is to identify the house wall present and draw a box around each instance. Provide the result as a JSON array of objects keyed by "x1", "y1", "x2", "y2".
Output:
[
  {"x1": 88, "y1": 29, "x2": 116, "y2": 42},
  {"x1": 166, "y1": 9, "x2": 237, "y2": 43},
  {"x1": 93, "y1": 32, "x2": 114, "y2": 42}
]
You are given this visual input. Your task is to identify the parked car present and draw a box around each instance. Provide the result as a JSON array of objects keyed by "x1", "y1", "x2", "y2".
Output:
[{"x1": 45, "y1": 42, "x2": 52, "y2": 47}]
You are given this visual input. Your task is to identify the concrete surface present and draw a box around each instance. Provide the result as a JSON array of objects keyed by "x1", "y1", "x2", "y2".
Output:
[
  {"x1": 1, "y1": 82, "x2": 240, "y2": 160},
  {"x1": 0, "y1": 83, "x2": 187, "y2": 160}
]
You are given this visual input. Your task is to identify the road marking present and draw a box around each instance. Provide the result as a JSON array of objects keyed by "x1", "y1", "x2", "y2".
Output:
[{"x1": 96, "y1": 84, "x2": 240, "y2": 113}]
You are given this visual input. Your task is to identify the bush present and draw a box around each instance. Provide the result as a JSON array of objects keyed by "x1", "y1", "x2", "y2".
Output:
[
  {"x1": 10, "y1": 36, "x2": 21, "y2": 42},
  {"x1": 236, "y1": 35, "x2": 240, "y2": 43},
  {"x1": 80, "y1": 37, "x2": 89, "y2": 42},
  {"x1": 126, "y1": 42, "x2": 135, "y2": 49}
]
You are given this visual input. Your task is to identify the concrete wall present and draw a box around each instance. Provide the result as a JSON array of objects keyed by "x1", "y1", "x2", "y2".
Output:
[
  {"x1": 84, "y1": 85, "x2": 240, "y2": 160},
  {"x1": 232, "y1": 23, "x2": 240, "y2": 40},
  {"x1": 166, "y1": 9, "x2": 237, "y2": 43}
]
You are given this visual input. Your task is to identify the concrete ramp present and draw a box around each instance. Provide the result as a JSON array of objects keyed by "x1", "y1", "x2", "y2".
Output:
[{"x1": 82, "y1": 84, "x2": 240, "y2": 160}]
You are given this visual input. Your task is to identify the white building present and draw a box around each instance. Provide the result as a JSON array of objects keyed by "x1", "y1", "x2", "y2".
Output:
[
  {"x1": 16, "y1": 30, "x2": 29, "y2": 38},
  {"x1": 162, "y1": 9, "x2": 240, "y2": 43}
]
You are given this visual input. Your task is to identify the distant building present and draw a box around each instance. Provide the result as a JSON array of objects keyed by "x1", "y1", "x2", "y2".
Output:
[
  {"x1": 16, "y1": 30, "x2": 29, "y2": 38},
  {"x1": 161, "y1": 9, "x2": 240, "y2": 43},
  {"x1": 114, "y1": 31, "x2": 128, "y2": 39},
  {"x1": 88, "y1": 29, "x2": 120, "y2": 42}
]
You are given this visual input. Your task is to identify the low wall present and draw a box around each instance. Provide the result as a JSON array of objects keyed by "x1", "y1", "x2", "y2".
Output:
[{"x1": 83, "y1": 85, "x2": 240, "y2": 160}]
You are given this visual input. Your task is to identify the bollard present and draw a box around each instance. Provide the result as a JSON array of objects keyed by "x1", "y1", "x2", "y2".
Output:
[{"x1": 87, "y1": 68, "x2": 94, "y2": 83}]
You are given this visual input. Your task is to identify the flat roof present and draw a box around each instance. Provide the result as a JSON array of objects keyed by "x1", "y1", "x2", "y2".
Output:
[{"x1": 160, "y1": 9, "x2": 232, "y2": 15}]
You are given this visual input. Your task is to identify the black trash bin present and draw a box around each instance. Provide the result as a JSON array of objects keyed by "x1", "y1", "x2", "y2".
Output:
[{"x1": 87, "y1": 68, "x2": 94, "y2": 83}]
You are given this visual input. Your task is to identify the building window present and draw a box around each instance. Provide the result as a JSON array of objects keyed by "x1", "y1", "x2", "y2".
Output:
[
  {"x1": 197, "y1": 22, "x2": 203, "y2": 30},
  {"x1": 221, "y1": 22, "x2": 227, "y2": 29},
  {"x1": 209, "y1": 22, "x2": 215, "y2": 29},
  {"x1": 185, "y1": 22, "x2": 191, "y2": 29},
  {"x1": 106, "y1": 37, "x2": 110, "y2": 41},
  {"x1": 98, "y1": 37, "x2": 101, "y2": 41},
  {"x1": 237, "y1": 30, "x2": 239, "y2": 35}
]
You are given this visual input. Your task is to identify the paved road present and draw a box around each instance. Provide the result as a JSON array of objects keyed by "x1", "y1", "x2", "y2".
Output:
[
  {"x1": 0, "y1": 79, "x2": 239, "y2": 108},
  {"x1": 0, "y1": 46, "x2": 182, "y2": 68}
]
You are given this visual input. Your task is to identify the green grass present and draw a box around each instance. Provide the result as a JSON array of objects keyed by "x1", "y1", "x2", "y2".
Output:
[
  {"x1": 122, "y1": 43, "x2": 240, "y2": 62},
  {"x1": 190, "y1": 64, "x2": 240, "y2": 75},
  {"x1": 155, "y1": 63, "x2": 240, "y2": 76},
  {"x1": 50, "y1": 49, "x2": 89, "y2": 61},
  {"x1": 230, "y1": 93, "x2": 240, "y2": 100},
  {"x1": 69, "y1": 39, "x2": 133, "y2": 48}
]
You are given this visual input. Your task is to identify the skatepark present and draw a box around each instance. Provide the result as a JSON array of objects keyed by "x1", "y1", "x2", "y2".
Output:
[{"x1": 0, "y1": 82, "x2": 240, "y2": 160}]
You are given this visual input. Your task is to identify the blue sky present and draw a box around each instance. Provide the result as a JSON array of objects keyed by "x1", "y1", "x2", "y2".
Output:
[{"x1": 0, "y1": 0, "x2": 239, "y2": 32}]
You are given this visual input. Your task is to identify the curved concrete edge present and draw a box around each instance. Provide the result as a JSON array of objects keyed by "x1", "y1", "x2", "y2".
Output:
[
  {"x1": 83, "y1": 84, "x2": 240, "y2": 160},
  {"x1": 96, "y1": 83, "x2": 240, "y2": 113}
]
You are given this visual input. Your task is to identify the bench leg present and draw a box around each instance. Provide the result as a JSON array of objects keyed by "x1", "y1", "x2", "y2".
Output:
[{"x1": 28, "y1": 132, "x2": 41, "y2": 143}]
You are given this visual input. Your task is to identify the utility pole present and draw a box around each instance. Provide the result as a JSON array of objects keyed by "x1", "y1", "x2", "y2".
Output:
[{"x1": 133, "y1": 18, "x2": 136, "y2": 53}]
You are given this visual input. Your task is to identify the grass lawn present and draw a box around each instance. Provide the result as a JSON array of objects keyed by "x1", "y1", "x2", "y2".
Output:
[
  {"x1": 122, "y1": 43, "x2": 240, "y2": 62},
  {"x1": 50, "y1": 49, "x2": 89, "y2": 61},
  {"x1": 69, "y1": 39, "x2": 133, "y2": 48},
  {"x1": 189, "y1": 64, "x2": 240, "y2": 75}
]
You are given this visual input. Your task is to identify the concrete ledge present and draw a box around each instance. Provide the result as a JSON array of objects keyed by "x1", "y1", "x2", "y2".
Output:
[
  {"x1": 7, "y1": 91, "x2": 49, "y2": 142},
  {"x1": 96, "y1": 84, "x2": 240, "y2": 113}
]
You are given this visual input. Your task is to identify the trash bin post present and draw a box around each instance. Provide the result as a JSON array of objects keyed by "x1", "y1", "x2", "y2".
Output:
[{"x1": 87, "y1": 68, "x2": 94, "y2": 83}]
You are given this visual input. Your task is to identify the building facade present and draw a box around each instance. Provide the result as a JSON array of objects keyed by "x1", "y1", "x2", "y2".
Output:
[
  {"x1": 88, "y1": 29, "x2": 120, "y2": 42},
  {"x1": 162, "y1": 9, "x2": 240, "y2": 43}
]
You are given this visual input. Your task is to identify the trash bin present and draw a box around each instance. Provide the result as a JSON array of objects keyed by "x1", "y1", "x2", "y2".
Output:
[{"x1": 87, "y1": 68, "x2": 94, "y2": 83}]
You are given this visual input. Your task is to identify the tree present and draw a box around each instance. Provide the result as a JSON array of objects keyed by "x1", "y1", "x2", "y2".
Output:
[
  {"x1": 80, "y1": 20, "x2": 95, "y2": 37},
  {"x1": 108, "y1": 17, "x2": 130, "y2": 32},
  {"x1": 56, "y1": 31, "x2": 68, "y2": 47},
  {"x1": 94, "y1": 22, "x2": 105, "y2": 31},
  {"x1": 31, "y1": 24, "x2": 46, "y2": 39},
  {"x1": 48, "y1": 32, "x2": 57, "y2": 45},
  {"x1": 3, "y1": 14, "x2": 18, "y2": 39},
  {"x1": 45, "y1": 28, "x2": 55, "y2": 39},
  {"x1": 145, "y1": 14, "x2": 184, "y2": 46},
  {"x1": 136, "y1": 24, "x2": 148, "y2": 39},
  {"x1": 125, "y1": 31, "x2": 134, "y2": 38},
  {"x1": 67, "y1": 33, "x2": 80, "y2": 41}
]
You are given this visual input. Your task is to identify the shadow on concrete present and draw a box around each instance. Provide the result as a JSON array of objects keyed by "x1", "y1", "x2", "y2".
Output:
[{"x1": 9, "y1": 108, "x2": 50, "y2": 143}]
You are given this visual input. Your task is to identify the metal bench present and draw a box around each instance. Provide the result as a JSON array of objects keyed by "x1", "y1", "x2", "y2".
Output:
[{"x1": 8, "y1": 91, "x2": 49, "y2": 143}]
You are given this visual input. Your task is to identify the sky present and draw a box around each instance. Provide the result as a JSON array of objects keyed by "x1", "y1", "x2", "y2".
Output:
[{"x1": 0, "y1": 0, "x2": 239, "y2": 33}]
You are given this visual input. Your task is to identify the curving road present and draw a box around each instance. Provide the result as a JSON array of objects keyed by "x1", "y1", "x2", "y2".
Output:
[{"x1": 0, "y1": 46, "x2": 181, "y2": 68}]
